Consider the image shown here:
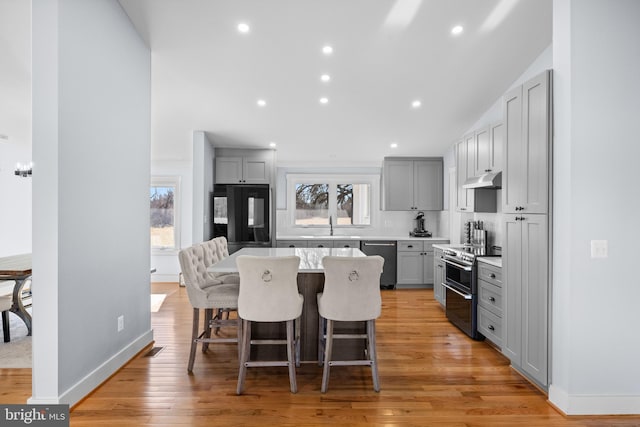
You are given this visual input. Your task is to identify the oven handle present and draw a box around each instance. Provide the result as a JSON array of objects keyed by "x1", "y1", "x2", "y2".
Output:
[
  {"x1": 443, "y1": 258, "x2": 473, "y2": 271},
  {"x1": 442, "y1": 283, "x2": 472, "y2": 300}
]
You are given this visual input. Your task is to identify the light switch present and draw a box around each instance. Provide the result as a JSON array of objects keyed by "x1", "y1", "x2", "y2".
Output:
[{"x1": 590, "y1": 240, "x2": 608, "y2": 258}]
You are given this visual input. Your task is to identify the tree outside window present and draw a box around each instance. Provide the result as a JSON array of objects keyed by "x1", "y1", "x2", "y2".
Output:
[{"x1": 151, "y1": 177, "x2": 180, "y2": 250}]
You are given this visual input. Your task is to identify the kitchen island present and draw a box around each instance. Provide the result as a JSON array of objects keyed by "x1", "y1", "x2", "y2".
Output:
[{"x1": 208, "y1": 247, "x2": 366, "y2": 362}]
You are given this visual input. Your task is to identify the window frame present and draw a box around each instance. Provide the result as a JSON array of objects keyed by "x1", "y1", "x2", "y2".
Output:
[
  {"x1": 286, "y1": 174, "x2": 377, "y2": 229},
  {"x1": 150, "y1": 175, "x2": 181, "y2": 254}
]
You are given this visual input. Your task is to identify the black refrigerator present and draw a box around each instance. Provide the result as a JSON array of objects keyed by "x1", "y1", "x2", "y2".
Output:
[{"x1": 212, "y1": 184, "x2": 271, "y2": 254}]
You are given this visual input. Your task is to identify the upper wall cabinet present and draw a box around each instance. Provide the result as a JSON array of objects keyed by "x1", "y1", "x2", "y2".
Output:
[
  {"x1": 502, "y1": 71, "x2": 551, "y2": 214},
  {"x1": 383, "y1": 157, "x2": 443, "y2": 211},
  {"x1": 456, "y1": 130, "x2": 497, "y2": 213},
  {"x1": 215, "y1": 155, "x2": 272, "y2": 184},
  {"x1": 474, "y1": 122, "x2": 503, "y2": 177}
]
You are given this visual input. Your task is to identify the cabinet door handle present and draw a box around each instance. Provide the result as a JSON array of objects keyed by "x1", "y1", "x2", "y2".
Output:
[
  {"x1": 460, "y1": 208, "x2": 466, "y2": 211},
  {"x1": 288, "y1": 245, "x2": 295, "y2": 248},
  {"x1": 437, "y1": 265, "x2": 443, "y2": 269},
  {"x1": 343, "y1": 245, "x2": 349, "y2": 248},
  {"x1": 485, "y1": 169, "x2": 492, "y2": 172},
  {"x1": 489, "y1": 296, "x2": 496, "y2": 302},
  {"x1": 488, "y1": 325, "x2": 495, "y2": 331},
  {"x1": 489, "y1": 273, "x2": 496, "y2": 278}
]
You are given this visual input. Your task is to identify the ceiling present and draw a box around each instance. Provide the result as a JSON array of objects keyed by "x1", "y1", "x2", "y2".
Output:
[
  {"x1": 119, "y1": 0, "x2": 552, "y2": 165},
  {"x1": 0, "y1": 1, "x2": 552, "y2": 166}
]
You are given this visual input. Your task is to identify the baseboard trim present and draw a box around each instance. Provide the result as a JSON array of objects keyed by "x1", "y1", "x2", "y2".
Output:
[
  {"x1": 152, "y1": 274, "x2": 179, "y2": 283},
  {"x1": 549, "y1": 385, "x2": 640, "y2": 415},
  {"x1": 29, "y1": 330, "x2": 153, "y2": 406}
]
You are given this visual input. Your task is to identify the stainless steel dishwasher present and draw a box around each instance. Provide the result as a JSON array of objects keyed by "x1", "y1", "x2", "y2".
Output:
[{"x1": 360, "y1": 241, "x2": 397, "y2": 289}]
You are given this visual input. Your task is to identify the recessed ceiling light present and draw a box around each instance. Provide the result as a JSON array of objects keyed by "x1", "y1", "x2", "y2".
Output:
[
  {"x1": 320, "y1": 74, "x2": 331, "y2": 82},
  {"x1": 322, "y1": 45, "x2": 333, "y2": 55},
  {"x1": 319, "y1": 97, "x2": 329, "y2": 104},
  {"x1": 411, "y1": 100, "x2": 422, "y2": 108},
  {"x1": 269, "y1": 142, "x2": 277, "y2": 148},
  {"x1": 237, "y1": 22, "x2": 250, "y2": 34},
  {"x1": 257, "y1": 99, "x2": 267, "y2": 107},
  {"x1": 390, "y1": 142, "x2": 398, "y2": 148},
  {"x1": 451, "y1": 25, "x2": 464, "y2": 35}
]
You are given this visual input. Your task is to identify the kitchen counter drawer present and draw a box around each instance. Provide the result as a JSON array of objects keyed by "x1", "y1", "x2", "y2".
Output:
[
  {"x1": 478, "y1": 262, "x2": 502, "y2": 287},
  {"x1": 398, "y1": 241, "x2": 423, "y2": 252},
  {"x1": 478, "y1": 279, "x2": 503, "y2": 317},
  {"x1": 332, "y1": 240, "x2": 360, "y2": 248},
  {"x1": 276, "y1": 240, "x2": 309, "y2": 248},
  {"x1": 478, "y1": 305, "x2": 503, "y2": 348}
]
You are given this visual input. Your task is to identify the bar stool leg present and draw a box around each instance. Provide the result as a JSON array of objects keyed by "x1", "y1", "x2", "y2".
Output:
[
  {"x1": 321, "y1": 319, "x2": 334, "y2": 393},
  {"x1": 2, "y1": 311, "x2": 10, "y2": 343},
  {"x1": 286, "y1": 319, "x2": 298, "y2": 393},
  {"x1": 368, "y1": 319, "x2": 380, "y2": 392},
  {"x1": 187, "y1": 308, "x2": 199, "y2": 373},
  {"x1": 202, "y1": 309, "x2": 213, "y2": 353},
  {"x1": 236, "y1": 319, "x2": 251, "y2": 395}
]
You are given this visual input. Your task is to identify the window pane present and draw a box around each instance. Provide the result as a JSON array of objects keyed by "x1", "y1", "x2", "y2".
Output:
[
  {"x1": 295, "y1": 184, "x2": 329, "y2": 225},
  {"x1": 150, "y1": 186, "x2": 175, "y2": 248},
  {"x1": 338, "y1": 184, "x2": 370, "y2": 225}
]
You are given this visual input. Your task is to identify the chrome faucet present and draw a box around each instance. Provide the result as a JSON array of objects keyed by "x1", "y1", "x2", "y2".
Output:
[{"x1": 329, "y1": 215, "x2": 333, "y2": 236}]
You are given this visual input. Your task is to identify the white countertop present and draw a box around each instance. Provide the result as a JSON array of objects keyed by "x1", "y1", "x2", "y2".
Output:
[
  {"x1": 208, "y1": 247, "x2": 365, "y2": 273},
  {"x1": 477, "y1": 257, "x2": 502, "y2": 268},
  {"x1": 277, "y1": 235, "x2": 450, "y2": 242}
]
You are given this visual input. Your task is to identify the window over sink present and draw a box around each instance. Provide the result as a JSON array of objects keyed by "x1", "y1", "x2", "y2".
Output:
[{"x1": 288, "y1": 175, "x2": 373, "y2": 227}]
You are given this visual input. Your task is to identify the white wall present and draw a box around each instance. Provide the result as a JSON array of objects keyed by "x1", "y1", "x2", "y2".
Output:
[
  {"x1": 0, "y1": 142, "x2": 32, "y2": 257},
  {"x1": 192, "y1": 131, "x2": 214, "y2": 244},
  {"x1": 550, "y1": 0, "x2": 640, "y2": 415},
  {"x1": 31, "y1": 0, "x2": 152, "y2": 405}
]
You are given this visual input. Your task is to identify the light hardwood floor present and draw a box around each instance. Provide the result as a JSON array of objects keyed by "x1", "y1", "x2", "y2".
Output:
[{"x1": 2, "y1": 283, "x2": 640, "y2": 426}]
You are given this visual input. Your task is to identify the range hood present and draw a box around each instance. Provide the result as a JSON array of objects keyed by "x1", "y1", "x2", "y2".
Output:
[{"x1": 462, "y1": 171, "x2": 502, "y2": 189}]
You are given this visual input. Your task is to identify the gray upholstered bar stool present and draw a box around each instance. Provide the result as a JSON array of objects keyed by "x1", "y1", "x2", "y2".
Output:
[
  {"x1": 179, "y1": 244, "x2": 240, "y2": 373},
  {"x1": 235, "y1": 255, "x2": 303, "y2": 395},
  {"x1": 317, "y1": 255, "x2": 384, "y2": 393}
]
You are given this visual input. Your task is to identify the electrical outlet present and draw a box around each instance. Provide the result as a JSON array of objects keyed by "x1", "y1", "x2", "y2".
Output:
[
  {"x1": 590, "y1": 240, "x2": 608, "y2": 258},
  {"x1": 117, "y1": 315, "x2": 124, "y2": 332}
]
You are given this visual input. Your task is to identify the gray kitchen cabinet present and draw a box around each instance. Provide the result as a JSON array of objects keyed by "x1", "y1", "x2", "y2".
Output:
[
  {"x1": 474, "y1": 122, "x2": 503, "y2": 176},
  {"x1": 456, "y1": 133, "x2": 497, "y2": 213},
  {"x1": 477, "y1": 261, "x2": 503, "y2": 348},
  {"x1": 383, "y1": 158, "x2": 443, "y2": 211},
  {"x1": 309, "y1": 241, "x2": 332, "y2": 248},
  {"x1": 489, "y1": 121, "x2": 504, "y2": 173},
  {"x1": 503, "y1": 213, "x2": 548, "y2": 387},
  {"x1": 332, "y1": 240, "x2": 360, "y2": 249},
  {"x1": 433, "y1": 247, "x2": 446, "y2": 306},
  {"x1": 276, "y1": 240, "x2": 308, "y2": 248},
  {"x1": 455, "y1": 134, "x2": 475, "y2": 211},
  {"x1": 397, "y1": 240, "x2": 448, "y2": 288},
  {"x1": 215, "y1": 156, "x2": 271, "y2": 184},
  {"x1": 473, "y1": 126, "x2": 491, "y2": 177},
  {"x1": 503, "y1": 71, "x2": 551, "y2": 214}
]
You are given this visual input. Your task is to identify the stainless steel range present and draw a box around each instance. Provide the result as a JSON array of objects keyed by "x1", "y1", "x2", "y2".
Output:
[{"x1": 442, "y1": 245, "x2": 495, "y2": 340}]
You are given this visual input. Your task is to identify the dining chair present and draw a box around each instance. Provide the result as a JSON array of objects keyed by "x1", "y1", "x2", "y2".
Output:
[
  {"x1": 1, "y1": 294, "x2": 12, "y2": 343},
  {"x1": 317, "y1": 255, "x2": 384, "y2": 393},
  {"x1": 235, "y1": 255, "x2": 303, "y2": 394},
  {"x1": 178, "y1": 243, "x2": 240, "y2": 373}
]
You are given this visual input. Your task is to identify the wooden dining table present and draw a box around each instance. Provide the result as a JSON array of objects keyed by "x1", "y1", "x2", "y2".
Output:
[{"x1": 0, "y1": 253, "x2": 32, "y2": 336}]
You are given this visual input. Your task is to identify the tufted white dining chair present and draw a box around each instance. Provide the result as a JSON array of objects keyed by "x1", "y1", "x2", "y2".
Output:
[
  {"x1": 317, "y1": 255, "x2": 384, "y2": 393},
  {"x1": 178, "y1": 243, "x2": 240, "y2": 373},
  {"x1": 235, "y1": 255, "x2": 303, "y2": 394},
  {"x1": 1, "y1": 294, "x2": 12, "y2": 343}
]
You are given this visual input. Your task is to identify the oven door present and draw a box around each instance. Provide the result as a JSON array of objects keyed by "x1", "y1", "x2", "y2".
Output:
[
  {"x1": 444, "y1": 258, "x2": 473, "y2": 291},
  {"x1": 443, "y1": 258, "x2": 476, "y2": 339}
]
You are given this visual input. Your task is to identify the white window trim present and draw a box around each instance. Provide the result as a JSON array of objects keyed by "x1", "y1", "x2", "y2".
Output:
[
  {"x1": 286, "y1": 174, "x2": 379, "y2": 229},
  {"x1": 151, "y1": 175, "x2": 181, "y2": 255}
]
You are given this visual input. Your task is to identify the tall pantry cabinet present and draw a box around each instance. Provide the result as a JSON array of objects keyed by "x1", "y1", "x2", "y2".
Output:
[{"x1": 502, "y1": 70, "x2": 552, "y2": 389}]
